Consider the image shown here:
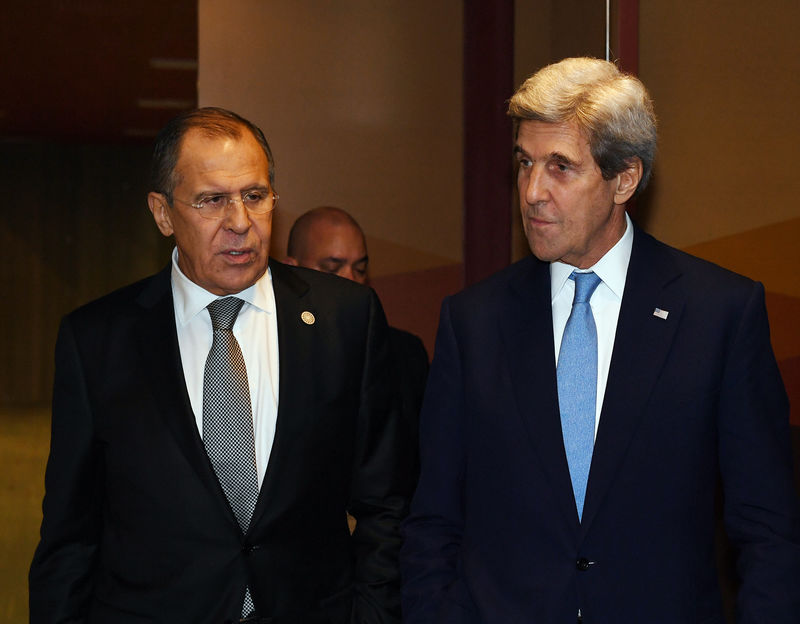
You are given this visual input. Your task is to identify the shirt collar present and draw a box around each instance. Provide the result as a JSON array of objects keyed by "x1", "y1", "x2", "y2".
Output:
[
  {"x1": 550, "y1": 212, "x2": 634, "y2": 302},
  {"x1": 170, "y1": 247, "x2": 275, "y2": 326}
]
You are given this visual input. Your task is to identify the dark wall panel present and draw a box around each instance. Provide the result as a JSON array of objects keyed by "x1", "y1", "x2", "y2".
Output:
[{"x1": 0, "y1": 142, "x2": 172, "y2": 404}]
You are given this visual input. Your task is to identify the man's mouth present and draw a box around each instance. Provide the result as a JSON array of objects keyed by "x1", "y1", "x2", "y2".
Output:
[{"x1": 221, "y1": 249, "x2": 254, "y2": 263}]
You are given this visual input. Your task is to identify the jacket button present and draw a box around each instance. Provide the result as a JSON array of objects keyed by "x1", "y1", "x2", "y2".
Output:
[{"x1": 576, "y1": 557, "x2": 592, "y2": 571}]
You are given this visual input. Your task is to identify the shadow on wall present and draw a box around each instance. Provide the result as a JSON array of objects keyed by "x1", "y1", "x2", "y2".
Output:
[{"x1": 371, "y1": 263, "x2": 464, "y2": 358}]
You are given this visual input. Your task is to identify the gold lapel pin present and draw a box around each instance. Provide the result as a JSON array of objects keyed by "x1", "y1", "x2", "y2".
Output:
[{"x1": 301, "y1": 311, "x2": 315, "y2": 325}]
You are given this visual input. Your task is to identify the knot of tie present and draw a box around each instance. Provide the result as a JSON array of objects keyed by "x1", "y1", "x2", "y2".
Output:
[
  {"x1": 571, "y1": 271, "x2": 602, "y2": 304},
  {"x1": 207, "y1": 297, "x2": 244, "y2": 331}
]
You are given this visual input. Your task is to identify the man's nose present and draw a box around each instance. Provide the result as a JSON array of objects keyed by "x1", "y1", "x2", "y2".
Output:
[
  {"x1": 523, "y1": 167, "x2": 550, "y2": 205},
  {"x1": 339, "y1": 266, "x2": 356, "y2": 282},
  {"x1": 222, "y1": 197, "x2": 251, "y2": 232}
]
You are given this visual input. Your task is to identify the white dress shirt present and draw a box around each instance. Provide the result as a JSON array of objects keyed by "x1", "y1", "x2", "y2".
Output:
[
  {"x1": 550, "y1": 212, "x2": 634, "y2": 436},
  {"x1": 169, "y1": 248, "x2": 280, "y2": 487}
]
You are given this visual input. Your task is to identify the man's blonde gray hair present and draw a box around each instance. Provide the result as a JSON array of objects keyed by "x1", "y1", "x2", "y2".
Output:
[{"x1": 508, "y1": 57, "x2": 657, "y2": 196}]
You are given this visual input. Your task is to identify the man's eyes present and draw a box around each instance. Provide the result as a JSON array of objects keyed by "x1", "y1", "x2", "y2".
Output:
[
  {"x1": 548, "y1": 158, "x2": 574, "y2": 174},
  {"x1": 319, "y1": 261, "x2": 343, "y2": 273},
  {"x1": 243, "y1": 190, "x2": 266, "y2": 202},
  {"x1": 516, "y1": 157, "x2": 569, "y2": 172},
  {"x1": 201, "y1": 194, "x2": 227, "y2": 206},
  {"x1": 197, "y1": 191, "x2": 267, "y2": 206}
]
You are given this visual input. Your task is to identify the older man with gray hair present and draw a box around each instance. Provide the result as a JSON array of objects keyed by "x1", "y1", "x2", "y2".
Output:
[{"x1": 400, "y1": 57, "x2": 800, "y2": 623}]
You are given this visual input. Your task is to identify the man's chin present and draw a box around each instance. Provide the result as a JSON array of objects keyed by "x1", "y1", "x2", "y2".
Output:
[
  {"x1": 206, "y1": 264, "x2": 268, "y2": 295},
  {"x1": 526, "y1": 241, "x2": 559, "y2": 264}
]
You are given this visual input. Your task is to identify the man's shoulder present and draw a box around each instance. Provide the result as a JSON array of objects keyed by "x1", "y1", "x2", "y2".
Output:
[
  {"x1": 66, "y1": 267, "x2": 170, "y2": 325},
  {"x1": 389, "y1": 326, "x2": 425, "y2": 348},
  {"x1": 271, "y1": 258, "x2": 368, "y2": 293},
  {"x1": 449, "y1": 255, "x2": 545, "y2": 307},
  {"x1": 269, "y1": 258, "x2": 378, "y2": 317},
  {"x1": 388, "y1": 326, "x2": 428, "y2": 362},
  {"x1": 633, "y1": 226, "x2": 758, "y2": 295}
]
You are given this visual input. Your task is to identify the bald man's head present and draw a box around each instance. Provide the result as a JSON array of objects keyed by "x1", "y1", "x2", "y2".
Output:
[{"x1": 286, "y1": 206, "x2": 369, "y2": 284}]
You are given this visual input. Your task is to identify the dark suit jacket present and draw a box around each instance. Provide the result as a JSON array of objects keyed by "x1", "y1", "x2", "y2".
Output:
[
  {"x1": 400, "y1": 225, "x2": 800, "y2": 623},
  {"x1": 30, "y1": 260, "x2": 413, "y2": 624},
  {"x1": 387, "y1": 327, "x2": 429, "y2": 482}
]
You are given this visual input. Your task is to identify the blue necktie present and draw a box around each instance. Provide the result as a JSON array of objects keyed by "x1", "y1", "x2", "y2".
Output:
[{"x1": 557, "y1": 271, "x2": 602, "y2": 521}]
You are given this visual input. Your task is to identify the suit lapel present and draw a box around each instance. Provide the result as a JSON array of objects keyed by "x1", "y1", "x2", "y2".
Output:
[
  {"x1": 502, "y1": 258, "x2": 581, "y2": 530},
  {"x1": 133, "y1": 267, "x2": 237, "y2": 527},
  {"x1": 580, "y1": 226, "x2": 686, "y2": 532},
  {"x1": 249, "y1": 260, "x2": 314, "y2": 529}
]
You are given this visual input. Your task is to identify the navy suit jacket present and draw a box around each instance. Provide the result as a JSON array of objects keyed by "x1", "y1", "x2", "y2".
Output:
[
  {"x1": 400, "y1": 225, "x2": 800, "y2": 623},
  {"x1": 30, "y1": 260, "x2": 413, "y2": 624}
]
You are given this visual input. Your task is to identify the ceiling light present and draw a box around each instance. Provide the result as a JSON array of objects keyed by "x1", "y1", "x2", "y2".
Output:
[{"x1": 149, "y1": 58, "x2": 198, "y2": 71}]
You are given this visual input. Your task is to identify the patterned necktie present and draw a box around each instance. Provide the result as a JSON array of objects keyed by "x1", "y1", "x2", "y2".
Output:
[
  {"x1": 557, "y1": 271, "x2": 602, "y2": 521},
  {"x1": 203, "y1": 297, "x2": 258, "y2": 616}
]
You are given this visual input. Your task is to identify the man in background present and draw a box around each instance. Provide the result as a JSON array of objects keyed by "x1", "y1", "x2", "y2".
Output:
[
  {"x1": 30, "y1": 108, "x2": 411, "y2": 623},
  {"x1": 287, "y1": 206, "x2": 429, "y2": 480},
  {"x1": 400, "y1": 58, "x2": 800, "y2": 622}
]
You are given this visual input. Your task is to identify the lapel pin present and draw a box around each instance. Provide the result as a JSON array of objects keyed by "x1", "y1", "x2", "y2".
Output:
[
  {"x1": 653, "y1": 308, "x2": 669, "y2": 320},
  {"x1": 301, "y1": 311, "x2": 316, "y2": 325}
]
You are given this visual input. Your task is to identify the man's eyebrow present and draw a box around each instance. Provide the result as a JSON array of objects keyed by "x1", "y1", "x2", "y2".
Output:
[
  {"x1": 193, "y1": 187, "x2": 227, "y2": 197},
  {"x1": 195, "y1": 183, "x2": 270, "y2": 195},
  {"x1": 551, "y1": 152, "x2": 577, "y2": 166},
  {"x1": 512, "y1": 146, "x2": 577, "y2": 166},
  {"x1": 320, "y1": 257, "x2": 346, "y2": 266}
]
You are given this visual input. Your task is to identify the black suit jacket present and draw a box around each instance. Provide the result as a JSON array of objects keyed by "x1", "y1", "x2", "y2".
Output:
[
  {"x1": 400, "y1": 224, "x2": 800, "y2": 623},
  {"x1": 387, "y1": 327, "x2": 429, "y2": 481},
  {"x1": 30, "y1": 260, "x2": 413, "y2": 624}
]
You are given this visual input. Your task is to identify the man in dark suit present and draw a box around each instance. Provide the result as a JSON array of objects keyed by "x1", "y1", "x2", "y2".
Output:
[
  {"x1": 400, "y1": 58, "x2": 800, "y2": 623},
  {"x1": 29, "y1": 108, "x2": 412, "y2": 623},
  {"x1": 286, "y1": 207, "x2": 429, "y2": 486}
]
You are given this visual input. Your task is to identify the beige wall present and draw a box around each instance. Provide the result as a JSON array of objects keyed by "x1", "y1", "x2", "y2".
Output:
[
  {"x1": 197, "y1": 2, "x2": 800, "y2": 406},
  {"x1": 638, "y1": 1, "x2": 800, "y2": 423},
  {"x1": 640, "y1": 1, "x2": 800, "y2": 249},
  {"x1": 198, "y1": 0, "x2": 463, "y2": 279}
]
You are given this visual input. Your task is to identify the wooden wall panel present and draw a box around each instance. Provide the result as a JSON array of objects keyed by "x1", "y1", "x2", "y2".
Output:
[
  {"x1": 463, "y1": 0, "x2": 514, "y2": 286},
  {"x1": 0, "y1": 142, "x2": 172, "y2": 404}
]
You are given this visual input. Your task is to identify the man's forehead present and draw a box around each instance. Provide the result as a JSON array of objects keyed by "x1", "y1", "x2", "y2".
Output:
[
  {"x1": 309, "y1": 215, "x2": 358, "y2": 236},
  {"x1": 178, "y1": 127, "x2": 243, "y2": 156},
  {"x1": 515, "y1": 120, "x2": 589, "y2": 157},
  {"x1": 314, "y1": 218, "x2": 362, "y2": 238},
  {"x1": 175, "y1": 128, "x2": 270, "y2": 177},
  {"x1": 307, "y1": 219, "x2": 366, "y2": 254}
]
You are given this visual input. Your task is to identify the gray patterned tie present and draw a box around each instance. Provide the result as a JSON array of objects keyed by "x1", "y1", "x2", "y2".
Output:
[{"x1": 203, "y1": 297, "x2": 258, "y2": 616}]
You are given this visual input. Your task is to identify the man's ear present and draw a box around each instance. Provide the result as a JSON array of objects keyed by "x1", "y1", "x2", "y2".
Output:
[
  {"x1": 614, "y1": 157, "x2": 643, "y2": 205},
  {"x1": 284, "y1": 256, "x2": 299, "y2": 267},
  {"x1": 147, "y1": 192, "x2": 174, "y2": 237}
]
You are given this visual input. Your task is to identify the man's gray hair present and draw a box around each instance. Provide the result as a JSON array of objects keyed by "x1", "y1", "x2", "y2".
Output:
[{"x1": 508, "y1": 57, "x2": 657, "y2": 196}]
